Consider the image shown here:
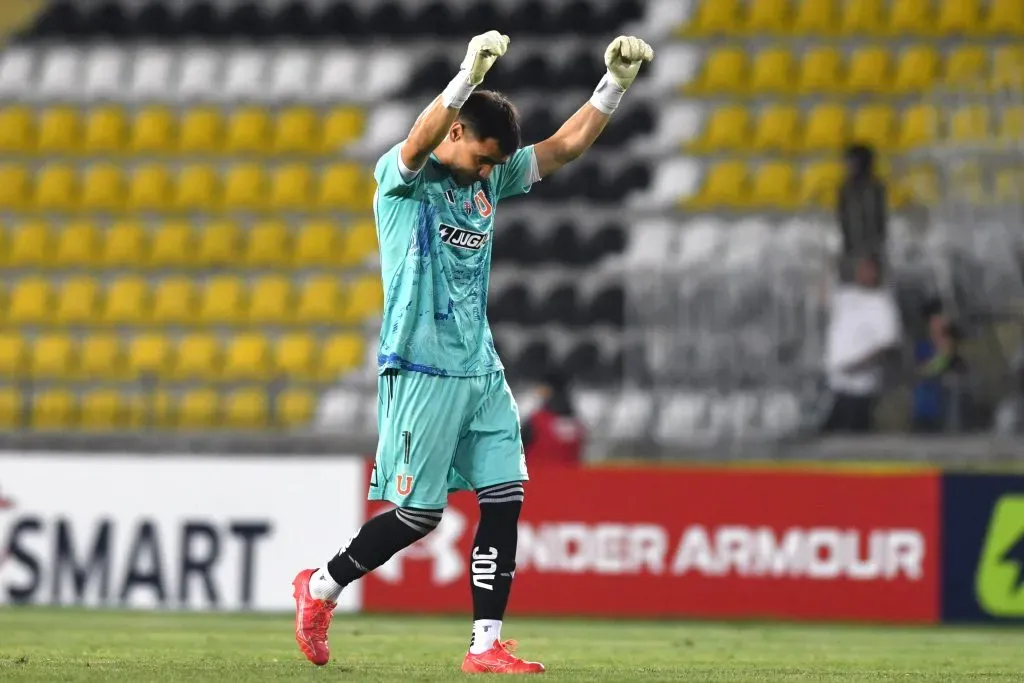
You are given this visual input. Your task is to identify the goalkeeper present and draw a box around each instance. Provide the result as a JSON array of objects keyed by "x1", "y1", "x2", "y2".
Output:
[{"x1": 292, "y1": 31, "x2": 654, "y2": 674}]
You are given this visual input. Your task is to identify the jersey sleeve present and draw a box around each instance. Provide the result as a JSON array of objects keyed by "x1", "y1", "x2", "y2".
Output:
[
  {"x1": 494, "y1": 145, "x2": 540, "y2": 201},
  {"x1": 374, "y1": 142, "x2": 422, "y2": 198}
]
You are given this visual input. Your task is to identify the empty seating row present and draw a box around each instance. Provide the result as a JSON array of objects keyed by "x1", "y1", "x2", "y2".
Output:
[
  {"x1": 0, "y1": 105, "x2": 365, "y2": 155},
  {"x1": 0, "y1": 162, "x2": 373, "y2": 212},
  {"x1": 0, "y1": 331, "x2": 366, "y2": 381},
  {"x1": 684, "y1": 44, "x2": 1024, "y2": 95},
  {"x1": 492, "y1": 220, "x2": 625, "y2": 267},
  {"x1": 0, "y1": 386, "x2": 317, "y2": 430},
  {"x1": 0, "y1": 275, "x2": 383, "y2": 325},
  {"x1": 491, "y1": 282, "x2": 624, "y2": 327},
  {"x1": 0, "y1": 219, "x2": 376, "y2": 269},
  {"x1": 678, "y1": 0, "x2": 1024, "y2": 38}
]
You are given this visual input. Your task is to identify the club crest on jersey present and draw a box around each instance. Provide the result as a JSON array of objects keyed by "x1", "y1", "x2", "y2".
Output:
[
  {"x1": 463, "y1": 199, "x2": 473, "y2": 215},
  {"x1": 473, "y1": 190, "x2": 493, "y2": 217},
  {"x1": 439, "y1": 223, "x2": 489, "y2": 251}
]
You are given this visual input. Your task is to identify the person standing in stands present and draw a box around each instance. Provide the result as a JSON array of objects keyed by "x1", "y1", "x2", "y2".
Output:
[
  {"x1": 837, "y1": 143, "x2": 888, "y2": 279},
  {"x1": 521, "y1": 371, "x2": 585, "y2": 466}
]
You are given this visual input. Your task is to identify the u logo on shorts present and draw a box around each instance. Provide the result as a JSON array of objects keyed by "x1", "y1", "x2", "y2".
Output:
[{"x1": 396, "y1": 474, "x2": 415, "y2": 496}]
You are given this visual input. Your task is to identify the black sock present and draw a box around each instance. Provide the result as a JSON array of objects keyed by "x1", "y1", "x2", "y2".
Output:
[
  {"x1": 470, "y1": 482, "x2": 524, "y2": 621},
  {"x1": 326, "y1": 507, "x2": 442, "y2": 587}
]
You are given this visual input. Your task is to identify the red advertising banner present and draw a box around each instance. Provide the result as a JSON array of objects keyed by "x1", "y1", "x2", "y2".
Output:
[{"x1": 362, "y1": 464, "x2": 941, "y2": 623}]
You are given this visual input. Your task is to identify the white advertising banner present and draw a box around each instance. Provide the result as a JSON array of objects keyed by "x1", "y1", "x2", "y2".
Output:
[{"x1": 0, "y1": 454, "x2": 366, "y2": 612}]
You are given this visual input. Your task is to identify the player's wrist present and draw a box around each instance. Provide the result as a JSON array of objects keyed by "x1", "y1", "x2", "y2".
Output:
[
  {"x1": 442, "y1": 69, "x2": 478, "y2": 109},
  {"x1": 589, "y1": 71, "x2": 628, "y2": 115}
]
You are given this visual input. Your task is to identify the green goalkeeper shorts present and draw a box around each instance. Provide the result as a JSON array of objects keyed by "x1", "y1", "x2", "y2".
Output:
[{"x1": 368, "y1": 369, "x2": 529, "y2": 509}]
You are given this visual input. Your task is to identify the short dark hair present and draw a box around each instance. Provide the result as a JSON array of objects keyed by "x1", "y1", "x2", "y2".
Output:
[
  {"x1": 845, "y1": 143, "x2": 876, "y2": 173},
  {"x1": 457, "y1": 90, "x2": 521, "y2": 157}
]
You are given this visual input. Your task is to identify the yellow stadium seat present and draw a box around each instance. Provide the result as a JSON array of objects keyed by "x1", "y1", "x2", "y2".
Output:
[
  {"x1": 199, "y1": 276, "x2": 245, "y2": 325},
  {"x1": 294, "y1": 220, "x2": 342, "y2": 267},
  {"x1": 7, "y1": 220, "x2": 51, "y2": 267},
  {"x1": 322, "y1": 107, "x2": 365, "y2": 152},
  {"x1": 751, "y1": 105, "x2": 799, "y2": 153},
  {"x1": 83, "y1": 106, "x2": 127, "y2": 154},
  {"x1": 745, "y1": 0, "x2": 790, "y2": 35},
  {"x1": 991, "y1": 46, "x2": 1024, "y2": 90},
  {"x1": 223, "y1": 163, "x2": 267, "y2": 211},
  {"x1": 179, "y1": 107, "x2": 223, "y2": 154},
  {"x1": 846, "y1": 46, "x2": 892, "y2": 93},
  {"x1": 949, "y1": 105, "x2": 990, "y2": 144},
  {"x1": 196, "y1": 220, "x2": 240, "y2": 266},
  {"x1": 750, "y1": 162, "x2": 797, "y2": 208},
  {"x1": 898, "y1": 104, "x2": 938, "y2": 149},
  {"x1": 851, "y1": 104, "x2": 896, "y2": 150},
  {"x1": 295, "y1": 275, "x2": 341, "y2": 324},
  {"x1": 54, "y1": 276, "x2": 99, "y2": 325},
  {"x1": 341, "y1": 275, "x2": 384, "y2": 323},
  {"x1": 32, "y1": 389, "x2": 76, "y2": 430},
  {"x1": 0, "y1": 165, "x2": 29, "y2": 211},
  {"x1": 943, "y1": 46, "x2": 987, "y2": 88},
  {"x1": 687, "y1": 47, "x2": 747, "y2": 94},
  {"x1": 750, "y1": 47, "x2": 795, "y2": 94},
  {"x1": 793, "y1": 0, "x2": 836, "y2": 35},
  {"x1": 802, "y1": 103, "x2": 847, "y2": 152},
  {"x1": 1000, "y1": 106, "x2": 1024, "y2": 142},
  {"x1": 277, "y1": 389, "x2": 314, "y2": 427},
  {"x1": 128, "y1": 334, "x2": 171, "y2": 378},
  {"x1": 248, "y1": 276, "x2": 292, "y2": 324},
  {"x1": 53, "y1": 221, "x2": 100, "y2": 268},
  {"x1": 274, "y1": 107, "x2": 319, "y2": 154},
  {"x1": 222, "y1": 334, "x2": 271, "y2": 381},
  {"x1": 34, "y1": 164, "x2": 78, "y2": 212},
  {"x1": 340, "y1": 220, "x2": 378, "y2": 266},
  {"x1": 80, "y1": 389, "x2": 128, "y2": 431},
  {"x1": 175, "y1": 334, "x2": 221, "y2": 380},
  {"x1": 995, "y1": 169, "x2": 1024, "y2": 203},
  {"x1": 151, "y1": 221, "x2": 194, "y2": 268},
  {"x1": 0, "y1": 334, "x2": 27, "y2": 377},
  {"x1": 985, "y1": 0, "x2": 1024, "y2": 35},
  {"x1": 318, "y1": 163, "x2": 366, "y2": 211},
  {"x1": 840, "y1": 0, "x2": 884, "y2": 35},
  {"x1": 36, "y1": 106, "x2": 80, "y2": 154},
  {"x1": 275, "y1": 333, "x2": 316, "y2": 379},
  {"x1": 223, "y1": 389, "x2": 268, "y2": 428},
  {"x1": 269, "y1": 164, "x2": 313, "y2": 211},
  {"x1": 948, "y1": 164, "x2": 986, "y2": 203},
  {"x1": 0, "y1": 387, "x2": 21, "y2": 428},
  {"x1": 888, "y1": 0, "x2": 933, "y2": 35},
  {"x1": 320, "y1": 334, "x2": 365, "y2": 379},
  {"x1": 131, "y1": 106, "x2": 176, "y2": 154},
  {"x1": 687, "y1": 105, "x2": 750, "y2": 153},
  {"x1": 686, "y1": 161, "x2": 749, "y2": 209},
  {"x1": 892, "y1": 45, "x2": 938, "y2": 93},
  {"x1": 892, "y1": 166, "x2": 940, "y2": 208},
  {"x1": 225, "y1": 107, "x2": 271, "y2": 155},
  {"x1": 79, "y1": 334, "x2": 122, "y2": 380},
  {"x1": 245, "y1": 220, "x2": 290, "y2": 267},
  {"x1": 679, "y1": 0, "x2": 741, "y2": 36},
  {"x1": 797, "y1": 46, "x2": 842, "y2": 94},
  {"x1": 936, "y1": 0, "x2": 980, "y2": 35},
  {"x1": 104, "y1": 277, "x2": 148, "y2": 325},
  {"x1": 0, "y1": 106, "x2": 34, "y2": 153},
  {"x1": 127, "y1": 164, "x2": 173, "y2": 212},
  {"x1": 8, "y1": 278, "x2": 52, "y2": 325},
  {"x1": 103, "y1": 221, "x2": 146, "y2": 267},
  {"x1": 31, "y1": 334, "x2": 74, "y2": 379},
  {"x1": 80, "y1": 163, "x2": 126, "y2": 212},
  {"x1": 152, "y1": 277, "x2": 197, "y2": 325},
  {"x1": 798, "y1": 161, "x2": 844, "y2": 207},
  {"x1": 178, "y1": 389, "x2": 220, "y2": 429},
  {"x1": 174, "y1": 164, "x2": 220, "y2": 212}
]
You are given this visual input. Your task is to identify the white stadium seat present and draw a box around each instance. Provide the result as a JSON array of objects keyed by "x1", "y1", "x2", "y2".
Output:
[
  {"x1": 313, "y1": 49, "x2": 363, "y2": 101},
  {"x1": 0, "y1": 47, "x2": 36, "y2": 98},
  {"x1": 176, "y1": 48, "x2": 222, "y2": 99},
  {"x1": 83, "y1": 46, "x2": 126, "y2": 99},
  {"x1": 677, "y1": 218, "x2": 725, "y2": 269},
  {"x1": 607, "y1": 391, "x2": 654, "y2": 441},
  {"x1": 655, "y1": 392, "x2": 708, "y2": 445},
  {"x1": 37, "y1": 47, "x2": 83, "y2": 100},
  {"x1": 268, "y1": 48, "x2": 316, "y2": 101},
  {"x1": 130, "y1": 47, "x2": 175, "y2": 100},
  {"x1": 222, "y1": 48, "x2": 268, "y2": 101}
]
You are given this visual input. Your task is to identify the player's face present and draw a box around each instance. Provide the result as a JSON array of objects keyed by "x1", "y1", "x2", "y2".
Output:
[{"x1": 452, "y1": 133, "x2": 509, "y2": 186}]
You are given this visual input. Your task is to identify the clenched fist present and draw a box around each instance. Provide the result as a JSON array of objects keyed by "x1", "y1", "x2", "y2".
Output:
[
  {"x1": 461, "y1": 30, "x2": 510, "y2": 85},
  {"x1": 604, "y1": 35, "x2": 655, "y2": 90}
]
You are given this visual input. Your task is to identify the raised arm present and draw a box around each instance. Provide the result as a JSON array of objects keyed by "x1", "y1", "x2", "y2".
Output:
[
  {"x1": 400, "y1": 31, "x2": 510, "y2": 173},
  {"x1": 534, "y1": 36, "x2": 654, "y2": 179}
]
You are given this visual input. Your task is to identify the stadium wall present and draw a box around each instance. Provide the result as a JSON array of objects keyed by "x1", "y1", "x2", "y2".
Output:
[{"x1": 1, "y1": 454, "x2": 1022, "y2": 624}]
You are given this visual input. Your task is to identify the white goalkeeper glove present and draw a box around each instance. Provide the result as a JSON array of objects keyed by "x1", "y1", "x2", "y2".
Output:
[
  {"x1": 442, "y1": 30, "x2": 510, "y2": 109},
  {"x1": 590, "y1": 35, "x2": 655, "y2": 115}
]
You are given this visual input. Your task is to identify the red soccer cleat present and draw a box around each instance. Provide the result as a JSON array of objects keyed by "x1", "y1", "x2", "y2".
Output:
[
  {"x1": 292, "y1": 568, "x2": 336, "y2": 666},
  {"x1": 461, "y1": 640, "x2": 546, "y2": 674}
]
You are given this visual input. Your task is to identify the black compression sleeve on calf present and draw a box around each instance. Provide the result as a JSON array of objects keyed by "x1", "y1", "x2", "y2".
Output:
[
  {"x1": 471, "y1": 482, "x2": 525, "y2": 621},
  {"x1": 326, "y1": 506, "x2": 442, "y2": 588}
]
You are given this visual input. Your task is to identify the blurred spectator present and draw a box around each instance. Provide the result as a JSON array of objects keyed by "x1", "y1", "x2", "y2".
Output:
[
  {"x1": 911, "y1": 300, "x2": 968, "y2": 432},
  {"x1": 837, "y1": 143, "x2": 888, "y2": 279},
  {"x1": 522, "y1": 372, "x2": 585, "y2": 466},
  {"x1": 822, "y1": 255, "x2": 902, "y2": 433}
]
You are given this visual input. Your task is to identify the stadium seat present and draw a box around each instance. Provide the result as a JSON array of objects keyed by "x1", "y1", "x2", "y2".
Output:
[
  {"x1": 888, "y1": 0, "x2": 933, "y2": 35},
  {"x1": 693, "y1": 47, "x2": 748, "y2": 94},
  {"x1": 846, "y1": 46, "x2": 892, "y2": 93},
  {"x1": 341, "y1": 275, "x2": 384, "y2": 323},
  {"x1": 53, "y1": 221, "x2": 100, "y2": 268},
  {"x1": 126, "y1": 164, "x2": 172, "y2": 212},
  {"x1": 793, "y1": 0, "x2": 836, "y2": 35},
  {"x1": 55, "y1": 276, "x2": 99, "y2": 325},
  {"x1": 103, "y1": 221, "x2": 147, "y2": 267},
  {"x1": 295, "y1": 275, "x2": 341, "y2": 323},
  {"x1": 840, "y1": 0, "x2": 885, "y2": 35},
  {"x1": 175, "y1": 334, "x2": 221, "y2": 380},
  {"x1": 1000, "y1": 106, "x2": 1024, "y2": 142},
  {"x1": 750, "y1": 47, "x2": 794, "y2": 94},
  {"x1": 797, "y1": 46, "x2": 841, "y2": 94},
  {"x1": 991, "y1": 46, "x2": 1024, "y2": 89},
  {"x1": 893, "y1": 166, "x2": 940, "y2": 207},
  {"x1": 269, "y1": 164, "x2": 313, "y2": 211},
  {"x1": 277, "y1": 389, "x2": 315, "y2": 427},
  {"x1": 898, "y1": 104, "x2": 939, "y2": 149},
  {"x1": 32, "y1": 334, "x2": 74, "y2": 379},
  {"x1": 196, "y1": 220, "x2": 240, "y2": 267},
  {"x1": 128, "y1": 333, "x2": 171, "y2": 378},
  {"x1": 687, "y1": 105, "x2": 750, "y2": 153},
  {"x1": 7, "y1": 220, "x2": 51, "y2": 267},
  {"x1": 79, "y1": 334, "x2": 122, "y2": 380},
  {"x1": 0, "y1": 165, "x2": 29, "y2": 211},
  {"x1": 0, "y1": 387, "x2": 21, "y2": 428},
  {"x1": 750, "y1": 162, "x2": 797, "y2": 208},
  {"x1": 0, "y1": 334, "x2": 26, "y2": 377},
  {"x1": 80, "y1": 389, "x2": 129, "y2": 431},
  {"x1": 294, "y1": 220, "x2": 341, "y2": 267},
  {"x1": 678, "y1": 0, "x2": 741, "y2": 36},
  {"x1": 151, "y1": 277, "x2": 197, "y2": 325},
  {"x1": 131, "y1": 106, "x2": 175, "y2": 154},
  {"x1": 685, "y1": 161, "x2": 749, "y2": 209},
  {"x1": 802, "y1": 103, "x2": 847, "y2": 151},
  {"x1": 751, "y1": 105, "x2": 799, "y2": 153},
  {"x1": 319, "y1": 333, "x2": 365, "y2": 379},
  {"x1": 34, "y1": 164, "x2": 78, "y2": 212},
  {"x1": 891, "y1": 45, "x2": 939, "y2": 93},
  {"x1": 985, "y1": 0, "x2": 1024, "y2": 35},
  {"x1": 223, "y1": 389, "x2": 269, "y2": 428},
  {"x1": 80, "y1": 163, "x2": 126, "y2": 212},
  {"x1": 150, "y1": 221, "x2": 194, "y2": 267},
  {"x1": 200, "y1": 276, "x2": 246, "y2": 325},
  {"x1": 179, "y1": 107, "x2": 223, "y2": 154},
  {"x1": 318, "y1": 163, "x2": 367, "y2": 211},
  {"x1": 851, "y1": 104, "x2": 896, "y2": 150},
  {"x1": 798, "y1": 161, "x2": 844, "y2": 207},
  {"x1": 936, "y1": 0, "x2": 981, "y2": 35},
  {"x1": 223, "y1": 164, "x2": 267, "y2": 211},
  {"x1": 745, "y1": 0, "x2": 791, "y2": 35},
  {"x1": 246, "y1": 220, "x2": 291, "y2": 267},
  {"x1": 0, "y1": 106, "x2": 34, "y2": 153},
  {"x1": 223, "y1": 334, "x2": 271, "y2": 381},
  {"x1": 322, "y1": 107, "x2": 365, "y2": 152},
  {"x1": 275, "y1": 333, "x2": 316, "y2": 379},
  {"x1": 178, "y1": 389, "x2": 220, "y2": 429},
  {"x1": 340, "y1": 220, "x2": 378, "y2": 265},
  {"x1": 225, "y1": 107, "x2": 271, "y2": 155},
  {"x1": 37, "y1": 106, "x2": 80, "y2": 154},
  {"x1": 83, "y1": 106, "x2": 127, "y2": 154},
  {"x1": 995, "y1": 169, "x2": 1024, "y2": 203},
  {"x1": 943, "y1": 46, "x2": 987, "y2": 87},
  {"x1": 32, "y1": 389, "x2": 76, "y2": 430},
  {"x1": 249, "y1": 276, "x2": 293, "y2": 324},
  {"x1": 104, "y1": 276, "x2": 148, "y2": 325},
  {"x1": 273, "y1": 107, "x2": 318, "y2": 154},
  {"x1": 949, "y1": 105, "x2": 991, "y2": 144},
  {"x1": 8, "y1": 278, "x2": 52, "y2": 325}
]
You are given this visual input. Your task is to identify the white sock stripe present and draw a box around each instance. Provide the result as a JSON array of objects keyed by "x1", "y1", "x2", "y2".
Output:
[
  {"x1": 396, "y1": 508, "x2": 441, "y2": 534},
  {"x1": 395, "y1": 514, "x2": 433, "y2": 535},
  {"x1": 477, "y1": 482, "x2": 525, "y2": 497},
  {"x1": 478, "y1": 494, "x2": 525, "y2": 504},
  {"x1": 398, "y1": 508, "x2": 443, "y2": 523}
]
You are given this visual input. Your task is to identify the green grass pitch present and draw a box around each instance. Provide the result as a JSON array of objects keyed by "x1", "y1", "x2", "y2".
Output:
[{"x1": 1, "y1": 607, "x2": 1022, "y2": 681}]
